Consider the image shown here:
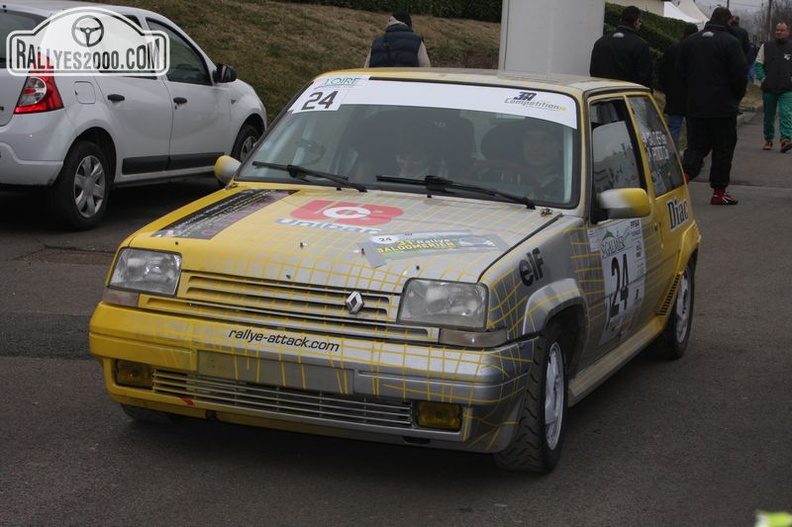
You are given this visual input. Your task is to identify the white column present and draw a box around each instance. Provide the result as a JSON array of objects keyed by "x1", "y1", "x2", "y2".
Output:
[{"x1": 499, "y1": 0, "x2": 606, "y2": 75}]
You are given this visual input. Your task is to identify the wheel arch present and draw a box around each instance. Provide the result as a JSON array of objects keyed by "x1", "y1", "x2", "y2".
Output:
[
  {"x1": 72, "y1": 127, "x2": 117, "y2": 184},
  {"x1": 521, "y1": 278, "x2": 588, "y2": 375},
  {"x1": 243, "y1": 113, "x2": 266, "y2": 136}
]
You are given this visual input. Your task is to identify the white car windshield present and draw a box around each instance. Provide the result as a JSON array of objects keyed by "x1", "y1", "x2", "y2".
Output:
[{"x1": 239, "y1": 76, "x2": 580, "y2": 207}]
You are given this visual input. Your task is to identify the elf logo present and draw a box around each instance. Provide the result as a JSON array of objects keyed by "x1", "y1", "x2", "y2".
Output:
[
  {"x1": 519, "y1": 248, "x2": 545, "y2": 286},
  {"x1": 291, "y1": 200, "x2": 404, "y2": 226},
  {"x1": 666, "y1": 198, "x2": 689, "y2": 231}
]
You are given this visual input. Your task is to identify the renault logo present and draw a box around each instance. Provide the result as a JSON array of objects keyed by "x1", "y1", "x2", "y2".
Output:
[{"x1": 345, "y1": 292, "x2": 364, "y2": 314}]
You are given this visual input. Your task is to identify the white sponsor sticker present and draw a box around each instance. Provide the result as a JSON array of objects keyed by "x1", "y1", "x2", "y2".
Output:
[
  {"x1": 589, "y1": 219, "x2": 646, "y2": 344},
  {"x1": 290, "y1": 76, "x2": 578, "y2": 129}
]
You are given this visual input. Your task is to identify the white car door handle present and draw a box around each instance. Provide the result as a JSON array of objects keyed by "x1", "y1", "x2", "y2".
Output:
[
  {"x1": 173, "y1": 97, "x2": 187, "y2": 105},
  {"x1": 107, "y1": 94, "x2": 125, "y2": 102}
]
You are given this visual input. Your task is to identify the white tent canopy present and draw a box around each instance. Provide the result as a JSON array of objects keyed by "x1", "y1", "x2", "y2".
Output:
[
  {"x1": 664, "y1": 1, "x2": 703, "y2": 25},
  {"x1": 672, "y1": 0, "x2": 709, "y2": 24}
]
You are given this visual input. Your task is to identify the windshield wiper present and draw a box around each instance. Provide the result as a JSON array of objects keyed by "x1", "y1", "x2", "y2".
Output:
[
  {"x1": 376, "y1": 175, "x2": 534, "y2": 209},
  {"x1": 251, "y1": 161, "x2": 366, "y2": 192}
]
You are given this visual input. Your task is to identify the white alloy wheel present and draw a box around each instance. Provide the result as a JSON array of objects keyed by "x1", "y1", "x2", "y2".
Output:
[
  {"x1": 545, "y1": 341, "x2": 565, "y2": 449},
  {"x1": 73, "y1": 154, "x2": 107, "y2": 219}
]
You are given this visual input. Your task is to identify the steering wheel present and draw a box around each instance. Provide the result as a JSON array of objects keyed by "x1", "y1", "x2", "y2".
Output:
[{"x1": 464, "y1": 159, "x2": 526, "y2": 184}]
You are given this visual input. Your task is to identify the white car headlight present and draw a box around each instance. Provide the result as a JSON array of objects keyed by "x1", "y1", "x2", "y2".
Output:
[
  {"x1": 398, "y1": 279, "x2": 488, "y2": 329},
  {"x1": 109, "y1": 248, "x2": 182, "y2": 295}
]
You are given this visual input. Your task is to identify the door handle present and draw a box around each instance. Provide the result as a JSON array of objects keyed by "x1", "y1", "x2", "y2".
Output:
[
  {"x1": 173, "y1": 97, "x2": 187, "y2": 105},
  {"x1": 107, "y1": 94, "x2": 125, "y2": 102}
]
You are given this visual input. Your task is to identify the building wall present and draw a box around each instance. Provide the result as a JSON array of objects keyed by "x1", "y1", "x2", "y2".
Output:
[{"x1": 499, "y1": 0, "x2": 605, "y2": 75}]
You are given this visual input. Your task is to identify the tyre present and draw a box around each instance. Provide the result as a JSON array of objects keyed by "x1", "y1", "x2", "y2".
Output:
[
  {"x1": 120, "y1": 404, "x2": 173, "y2": 424},
  {"x1": 46, "y1": 141, "x2": 110, "y2": 231},
  {"x1": 494, "y1": 321, "x2": 568, "y2": 473},
  {"x1": 653, "y1": 260, "x2": 695, "y2": 360},
  {"x1": 231, "y1": 123, "x2": 259, "y2": 162}
]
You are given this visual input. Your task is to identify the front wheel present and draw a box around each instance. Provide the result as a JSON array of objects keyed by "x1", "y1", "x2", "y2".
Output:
[
  {"x1": 46, "y1": 141, "x2": 110, "y2": 230},
  {"x1": 494, "y1": 322, "x2": 568, "y2": 473},
  {"x1": 231, "y1": 123, "x2": 260, "y2": 162}
]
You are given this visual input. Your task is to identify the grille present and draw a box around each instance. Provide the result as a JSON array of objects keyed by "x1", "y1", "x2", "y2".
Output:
[
  {"x1": 153, "y1": 370, "x2": 414, "y2": 429},
  {"x1": 180, "y1": 273, "x2": 394, "y2": 322}
]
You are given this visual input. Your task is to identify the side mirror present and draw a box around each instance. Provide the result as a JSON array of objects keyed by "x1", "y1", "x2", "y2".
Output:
[
  {"x1": 213, "y1": 64, "x2": 237, "y2": 83},
  {"x1": 597, "y1": 188, "x2": 651, "y2": 219},
  {"x1": 214, "y1": 155, "x2": 241, "y2": 185}
]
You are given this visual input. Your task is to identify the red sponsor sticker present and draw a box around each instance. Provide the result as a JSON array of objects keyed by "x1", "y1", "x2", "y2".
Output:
[{"x1": 291, "y1": 200, "x2": 404, "y2": 226}]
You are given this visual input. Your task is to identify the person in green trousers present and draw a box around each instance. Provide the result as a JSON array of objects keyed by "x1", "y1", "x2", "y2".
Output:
[{"x1": 755, "y1": 21, "x2": 792, "y2": 153}]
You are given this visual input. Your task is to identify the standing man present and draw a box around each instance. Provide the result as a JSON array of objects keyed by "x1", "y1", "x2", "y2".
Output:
[
  {"x1": 754, "y1": 22, "x2": 792, "y2": 153},
  {"x1": 676, "y1": 6, "x2": 747, "y2": 205},
  {"x1": 659, "y1": 22, "x2": 700, "y2": 151},
  {"x1": 364, "y1": 11, "x2": 431, "y2": 68},
  {"x1": 589, "y1": 5, "x2": 653, "y2": 89},
  {"x1": 729, "y1": 16, "x2": 750, "y2": 58}
]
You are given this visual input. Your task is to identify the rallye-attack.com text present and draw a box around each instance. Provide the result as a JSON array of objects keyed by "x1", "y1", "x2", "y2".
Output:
[{"x1": 229, "y1": 329, "x2": 340, "y2": 353}]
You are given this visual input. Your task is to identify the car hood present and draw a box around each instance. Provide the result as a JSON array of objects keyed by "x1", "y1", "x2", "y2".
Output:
[{"x1": 131, "y1": 185, "x2": 562, "y2": 290}]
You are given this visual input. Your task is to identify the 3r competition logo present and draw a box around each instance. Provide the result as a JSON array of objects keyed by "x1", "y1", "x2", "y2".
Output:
[{"x1": 6, "y1": 7, "x2": 169, "y2": 76}]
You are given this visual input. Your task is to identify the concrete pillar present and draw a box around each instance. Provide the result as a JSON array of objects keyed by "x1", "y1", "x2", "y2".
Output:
[{"x1": 499, "y1": 0, "x2": 606, "y2": 75}]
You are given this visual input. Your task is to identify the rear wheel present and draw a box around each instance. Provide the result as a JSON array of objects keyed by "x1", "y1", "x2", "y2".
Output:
[
  {"x1": 653, "y1": 260, "x2": 695, "y2": 360},
  {"x1": 47, "y1": 141, "x2": 110, "y2": 230},
  {"x1": 494, "y1": 322, "x2": 568, "y2": 473}
]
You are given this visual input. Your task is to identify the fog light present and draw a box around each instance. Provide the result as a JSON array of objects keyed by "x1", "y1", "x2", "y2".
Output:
[
  {"x1": 115, "y1": 360, "x2": 153, "y2": 388},
  {"x1": 416, "y1": 402, "x2": 461, "y2": 431}
]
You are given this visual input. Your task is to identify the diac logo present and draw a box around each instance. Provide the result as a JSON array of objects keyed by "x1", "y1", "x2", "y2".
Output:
[
  {"x1": 291, "y1": 200, "x2": 404, "y2": 226},
  {"x1": 6, "y1": 7, "x2": 169, "y2": 76}
]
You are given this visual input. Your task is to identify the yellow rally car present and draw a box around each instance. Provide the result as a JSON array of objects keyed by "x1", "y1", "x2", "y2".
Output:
[{"x1": 90, "y1": 69, "x2": 700, "y2": 473}]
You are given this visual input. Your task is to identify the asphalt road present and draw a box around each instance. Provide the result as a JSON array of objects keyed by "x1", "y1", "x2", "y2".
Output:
[{"x1": 1, "y1": 113, "x2": 790, "y2": 526}]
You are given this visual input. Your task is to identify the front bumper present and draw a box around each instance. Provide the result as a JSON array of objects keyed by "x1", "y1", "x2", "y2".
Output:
[{"x1": 89, "y1": 303, "x2": 539, "y2": 453}]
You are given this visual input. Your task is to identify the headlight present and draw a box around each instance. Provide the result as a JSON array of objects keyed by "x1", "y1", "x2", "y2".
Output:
[
  {"x1": 398, "y1": 279, "x2": 488, "y2": 329},
  {"x1": 109, "y1": 248, "x2": 182, "y2": 295}
]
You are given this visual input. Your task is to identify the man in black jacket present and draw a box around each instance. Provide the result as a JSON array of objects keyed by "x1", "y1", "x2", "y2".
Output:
[
  {"x1": 676, "y1": 7, "x2": 747, "y2": 205},
  {"x1": 364, "y1": 11, "x2": 431, "y2": 68},
  {"x1": 659, "y1": 22, "x2": 699, "y2": 151},
  {"x1": 589, "y1": 5, "x2": 652, "y2": 88},
  {"x1": 754, "y1": 22, "x2": 792, "y2": 153}
]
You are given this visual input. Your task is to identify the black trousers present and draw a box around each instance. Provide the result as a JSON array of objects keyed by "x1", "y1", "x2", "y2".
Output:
[{"x1": 682, "y1": 115, "x2": 738, "y2": 190}]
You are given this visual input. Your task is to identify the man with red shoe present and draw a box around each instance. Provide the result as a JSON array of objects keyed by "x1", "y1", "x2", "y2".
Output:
[{"x1": 676, "y1": 7, "x2": 747, "y2": 205}]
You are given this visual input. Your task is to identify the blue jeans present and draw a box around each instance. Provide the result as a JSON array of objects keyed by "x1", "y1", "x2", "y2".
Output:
[{"x1": 666, "y1": 114, "x2": 684, "y2": 152}]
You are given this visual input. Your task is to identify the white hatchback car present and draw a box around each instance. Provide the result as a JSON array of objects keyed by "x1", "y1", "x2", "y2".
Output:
[{"x1": 0, "y1": 1, "x2": 266, "y2": 229}]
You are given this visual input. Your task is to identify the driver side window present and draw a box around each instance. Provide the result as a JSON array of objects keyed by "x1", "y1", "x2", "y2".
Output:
[{"x1": 147, "y1": 19, "x2": 210, "y2": 85}]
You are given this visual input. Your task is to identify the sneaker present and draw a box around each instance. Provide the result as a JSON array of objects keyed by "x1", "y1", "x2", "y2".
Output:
[
  {"x1": 763, "y1": 140, "x2": 773, "y2": 150},
  {"x1": 711, "y1": 190, "x2": 738, "y2": 205},
  {"x1": 782, "y1": 138, "x2": 792, "y2": 153}
]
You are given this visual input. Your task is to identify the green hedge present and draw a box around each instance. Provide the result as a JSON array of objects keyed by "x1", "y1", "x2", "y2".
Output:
[{"x1": 271, "y1": 0, "x2": 502, "y2": 21}]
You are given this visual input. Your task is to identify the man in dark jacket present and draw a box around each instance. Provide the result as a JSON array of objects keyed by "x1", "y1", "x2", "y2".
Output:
[
  {"x1": 754, "y1": 22, "x2": 792, "y2": 153},
  {"x1": 589, "y1": 5, "x2": 652, "y2": 88},
  {"x1": 729, "y1": 16, "x2": 750, "y2": 58},
  {"x1": 676, "y1": 6, "x2": 747, "y2": 205},
  {"x1": 364, "y1": 11, "x2": 431, "y2": 68},
  {"x1": 659, "y1": 22, "x2": 699, "y2": 151}
]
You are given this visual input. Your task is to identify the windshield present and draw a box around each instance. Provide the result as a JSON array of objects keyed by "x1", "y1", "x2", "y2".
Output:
[{"x1": 240, "y1": 76, "x2": 580, "y2": 207}]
